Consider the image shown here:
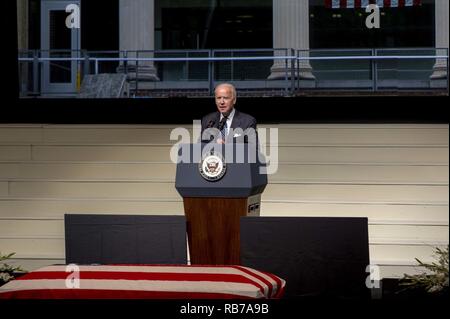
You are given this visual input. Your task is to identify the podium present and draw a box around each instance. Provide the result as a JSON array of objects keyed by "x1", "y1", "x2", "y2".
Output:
[{"x1": 175, "y1": 143, "x2": 267, "y2": 265}]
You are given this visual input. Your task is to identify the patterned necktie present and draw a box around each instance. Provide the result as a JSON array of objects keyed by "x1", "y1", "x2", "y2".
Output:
[{"x1": 220, "y1": 116, "x2": 228, "y2": 141}]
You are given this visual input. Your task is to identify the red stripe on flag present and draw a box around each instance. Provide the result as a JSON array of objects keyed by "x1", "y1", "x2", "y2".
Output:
[
  {"x1": 324, "y1": 0, "x2": 420, "y2": 8},
  {"x1": 233, "y1": 266, "x2": 276, "y2": 297},
  {"x1": 260, "y1": 271, "x2": 285, "y2": 298}
]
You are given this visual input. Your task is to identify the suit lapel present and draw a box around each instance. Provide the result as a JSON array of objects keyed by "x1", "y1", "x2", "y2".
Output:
[
  {"x1": 227, "y1": 110, "x2": 241, "y2": 142},
  {"x1": 230, "y1": 110, "x2": 241, "y2": 130},
  {"x1": 213, "y1": 112, "x2": 221, "y2": 128}
]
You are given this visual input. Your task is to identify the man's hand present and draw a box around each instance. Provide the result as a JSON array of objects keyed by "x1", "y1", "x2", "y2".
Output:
[{"x1": 216, "y1": 138, "x2": 225, "y2": 144}]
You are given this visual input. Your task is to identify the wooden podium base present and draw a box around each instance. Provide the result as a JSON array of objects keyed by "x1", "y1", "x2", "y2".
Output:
[{"x1": 183, "y1": 197, "x2": 254, "y2": 265}]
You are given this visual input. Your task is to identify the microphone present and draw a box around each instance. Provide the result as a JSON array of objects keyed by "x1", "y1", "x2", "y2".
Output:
[
  {"x1": 206, "y1": 119, "x2": 215, "y2": 128},
  {"x1": 201, "y1": 119, "x2": 216, "y2": 143}
]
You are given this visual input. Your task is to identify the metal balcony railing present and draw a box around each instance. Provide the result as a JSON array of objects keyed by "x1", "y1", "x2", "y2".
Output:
[{"x1": 18, "y1": 48, "x2": 448, "y2": 97}]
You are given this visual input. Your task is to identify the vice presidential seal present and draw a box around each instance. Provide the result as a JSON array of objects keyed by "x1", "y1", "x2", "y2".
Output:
[{"x1": 199, "y1": 152, "x2": 227, "y2": 181}]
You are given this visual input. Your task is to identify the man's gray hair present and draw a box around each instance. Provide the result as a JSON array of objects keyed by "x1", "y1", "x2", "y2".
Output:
[{"x1": 214, "y1": 83, "x2": 237, "y2": 99}]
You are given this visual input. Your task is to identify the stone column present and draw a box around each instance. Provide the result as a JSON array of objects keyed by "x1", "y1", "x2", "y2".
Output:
[
  {"x1": 431, "y1": 0, "x2": 449, "y2": 79},
  {"x1": 268, "y1": 0, "x2": 314, "y2": 80},
  {"x1": 17, "y1": 0, "x2": 28, "y2": 50},
  {"x1": 17, "y1": 0, "x2": 29, "y2": 94},
  {"x1": 119, "y1": 0, "x2": 159, "y2": 80}
]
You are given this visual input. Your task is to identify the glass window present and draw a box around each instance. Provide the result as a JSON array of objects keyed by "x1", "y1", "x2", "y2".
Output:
[
  {"x1": 309, "y1": 0, "x2": 434, "y2": 49},
  {"x1": 156, "y1": 0, "x2": 272, "y2": 50}
]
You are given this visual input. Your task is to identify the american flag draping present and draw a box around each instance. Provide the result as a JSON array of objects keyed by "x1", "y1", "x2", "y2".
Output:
[
  {"x1": 325, "y1": 0, "x2": 422, "y2": 9},
  {"x1": 0, "y1": 264, "x2": 286, "y2": 299}
]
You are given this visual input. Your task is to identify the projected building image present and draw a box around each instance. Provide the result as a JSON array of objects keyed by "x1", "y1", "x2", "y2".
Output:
[{"x1": 17, "y1": 0, "x2": 448, "y2": 97}]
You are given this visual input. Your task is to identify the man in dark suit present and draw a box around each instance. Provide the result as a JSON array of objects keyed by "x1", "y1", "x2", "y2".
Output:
[{"x1": 201, "y1": 83, "x2": 257, "y2": 144}]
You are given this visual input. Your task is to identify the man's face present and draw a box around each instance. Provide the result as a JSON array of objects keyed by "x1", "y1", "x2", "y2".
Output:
[{"x1": 215, "y1": 86, "x2": 236, "y2": 115}]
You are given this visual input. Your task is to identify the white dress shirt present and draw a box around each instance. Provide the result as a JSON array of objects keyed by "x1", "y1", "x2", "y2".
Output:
[{"x1": 219, "y1": 108, "x2": 235, "y2": 137}]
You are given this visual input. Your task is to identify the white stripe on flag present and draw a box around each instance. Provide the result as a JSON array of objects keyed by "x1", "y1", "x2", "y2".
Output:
[
  {"x1": 332, "y1": 0, "x2": 340, "y2": 8},
  {"x1": 405, "y1": 0, "x2": 413, "y2": 6},
  {"x1": 377, "y1": 0, "x2": 384, "y2": 7},
  {"x1": 240, "y1": 266, "x2": 286, "y2": 297},
  {"x1": 361, "y1": 0, "x2": 370, "y2": 8},
  {"x1": 347, "y1": 0, "x2": 355, "y2": 8},
  {"x1": 391, "y1": 0, "x2": 399, "y2": 7}
]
